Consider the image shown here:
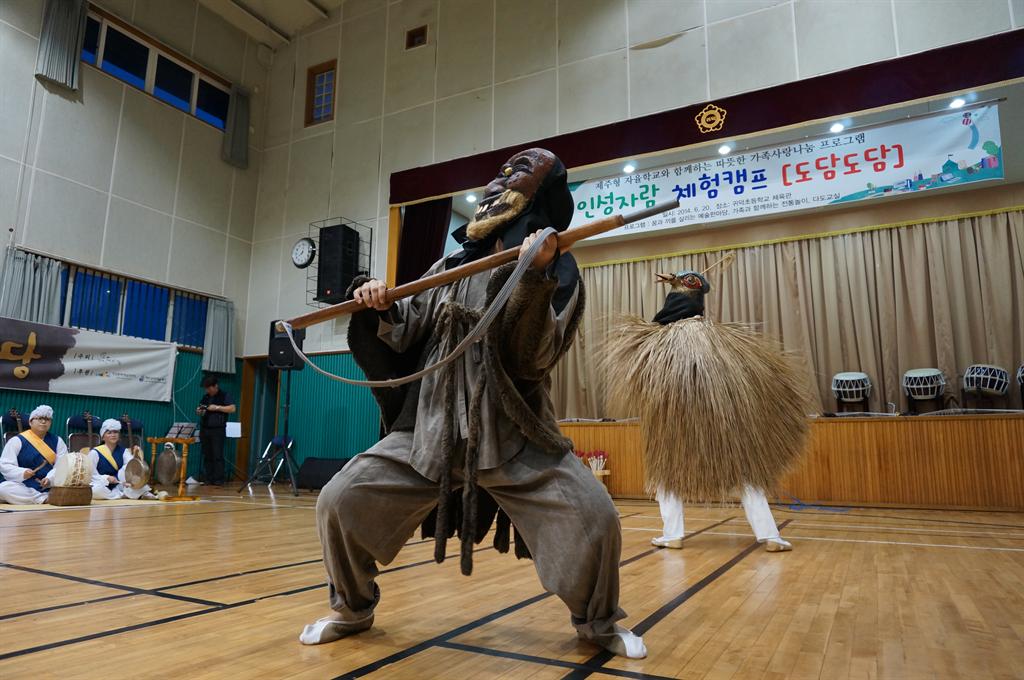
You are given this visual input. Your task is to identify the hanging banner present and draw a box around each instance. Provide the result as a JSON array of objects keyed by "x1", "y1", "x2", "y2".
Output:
[
  {"x1": 0, "y1": 317, "x2": 176, "y2": 402},
  {"x1": 570, "y1": 104, "x2": 1004, "y2": 240}
]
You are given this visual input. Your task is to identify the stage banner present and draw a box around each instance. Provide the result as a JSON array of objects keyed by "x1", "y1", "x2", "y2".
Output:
[
  {"x1": 570, "y1": 104, "x2": 1004, "y2": 240},
  {"x1": 0, "y1": 317, "x2": 176, "y2": 402}
]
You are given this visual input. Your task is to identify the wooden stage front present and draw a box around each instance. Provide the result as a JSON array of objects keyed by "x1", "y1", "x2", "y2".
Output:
[{"x1": 560, "y1": 414, "x2": 1024, "y2": 510}]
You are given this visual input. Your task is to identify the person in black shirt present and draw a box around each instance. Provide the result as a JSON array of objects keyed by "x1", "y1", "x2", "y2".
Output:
[{"x1": 197, "y1": 375, "x2": 235, "y2": 486}]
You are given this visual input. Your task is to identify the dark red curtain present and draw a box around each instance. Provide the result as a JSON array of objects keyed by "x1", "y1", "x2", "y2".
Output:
[{"x1": 395, "y1": 197, "x2": 452, "y2": 285}]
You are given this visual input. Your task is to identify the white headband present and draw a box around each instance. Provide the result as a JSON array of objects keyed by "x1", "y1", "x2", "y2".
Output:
[
  {"x1": 100, "y1": 418, "x2": 122, "y2": 437},
  {"x1": 30, "y1": 405, "x2": 53, "y2": 421}
]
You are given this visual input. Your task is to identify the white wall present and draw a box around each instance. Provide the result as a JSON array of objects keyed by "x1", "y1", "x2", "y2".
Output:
[
  {"x1": 244, "y1": 0, "x2": 1020, "y2": 355},
  {"x1": 0, "y1": 0, "x2": 268, "y2": 355}
]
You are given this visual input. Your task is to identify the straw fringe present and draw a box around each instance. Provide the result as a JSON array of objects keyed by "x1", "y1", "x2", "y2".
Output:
[{"x1": 602, "y1": 317, "x2": 811, "y2": 502}]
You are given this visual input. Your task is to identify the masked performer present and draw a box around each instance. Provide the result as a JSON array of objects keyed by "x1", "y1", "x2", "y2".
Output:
[
  {"x1": 646, "y1": 272, "x2": 792, "y2": 552},
  {"x1": 603, "y1": 267, "x2": 809, "y2": 533},
  {"x1": 89, "y1": 419, "x2": 162, "y2": 500},
  {"x1": 0, "y1": 405, "x2": 66, "y2": 505},
  {"x1": 301, "y1": 148, "x2": 646, "y2": 659}
]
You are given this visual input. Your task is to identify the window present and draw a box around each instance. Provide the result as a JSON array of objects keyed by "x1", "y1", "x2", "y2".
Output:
[
  {"x1": 123, "y1": 280, "x2": 170, "y2": 341},
  {"x1": 60, "y1": 265, "x2": 212, "y2": 348},
  {"x1": 154, "y1": 55, "x2": 193, "y2": 113},
  {"x1": 82, "y1": 16, "x2": 100, "y2": 65},
  {"x1": 305, "y1": 60, "x2": 336, "y2": 127},
  {"x1": 170, "y1": 293, "x2": 208, "y2": 347},
  {"x1": 68, "y1": 269, "x2": 122, "y2": 333},
  {"x1": 100, "y1": 26, "x2": 148, "y2": 89},
  {"x1": 196, "y1": 79, "x2": 230, "y2": 129},
  {"x1": 81, "y1": 8, "x2": 232, "y2": 132},
  {"x1": 406, "y1": 26, "x2": 427, "y2": 49}
]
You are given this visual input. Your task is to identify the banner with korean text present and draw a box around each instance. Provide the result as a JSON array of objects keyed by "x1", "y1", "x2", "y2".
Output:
[
  {"x1": 0, "y1": 317, "x2": 176, "y2": 402},
  {"x1": 569, "y1": 105, "x2": 1003, "y2": 240}
]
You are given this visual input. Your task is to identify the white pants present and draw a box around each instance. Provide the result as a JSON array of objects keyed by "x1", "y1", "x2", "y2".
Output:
[
  {"x1": 0, "y1": 480, "x2": 49, "y2": 505},
  {"x1": 92, "y1": 482, "x2": 152, "y2": 500},
  {"x1": 656, "y1": 486, "x2": 781, "y2": 542}
]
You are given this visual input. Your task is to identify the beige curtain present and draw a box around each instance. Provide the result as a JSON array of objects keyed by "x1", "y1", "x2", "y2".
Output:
[{"x1": 553, "y1": 209, "x2": 1024, "y2": 415}]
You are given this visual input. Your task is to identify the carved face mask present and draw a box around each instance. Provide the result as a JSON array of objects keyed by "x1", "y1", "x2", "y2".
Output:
[{"x1": 466, "y1": 148, "x2": 558, "y2": 241}]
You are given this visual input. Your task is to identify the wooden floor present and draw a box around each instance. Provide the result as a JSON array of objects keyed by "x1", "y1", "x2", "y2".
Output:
[{"x1": 1, "y1": 489, "x2": 1023, "y2": 679}]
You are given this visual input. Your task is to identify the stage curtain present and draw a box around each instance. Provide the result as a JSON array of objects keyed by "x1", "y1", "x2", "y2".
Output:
[
  {"x1": 553, "y1": 209, "x2": 1024, "y2": 416},
  {"x1": 396, "y1": 198, "x2": 452, "y2": 285}
]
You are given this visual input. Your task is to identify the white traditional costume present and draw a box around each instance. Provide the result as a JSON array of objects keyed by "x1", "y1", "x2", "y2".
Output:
[
  {"x1": 89, "y1": 419, "x2": 158, "y2": 500},
  {"x1": 0, "y1": 405, "x2": 68, "y2": 505}
]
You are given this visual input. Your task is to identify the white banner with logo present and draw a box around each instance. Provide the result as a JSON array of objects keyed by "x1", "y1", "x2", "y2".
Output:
[
  {"x1": 0, "y1": 317, "x2": 176, "y2": 402},
  {"x1": 569, "y1": 105, "x2": 1004, "y2": 240}
]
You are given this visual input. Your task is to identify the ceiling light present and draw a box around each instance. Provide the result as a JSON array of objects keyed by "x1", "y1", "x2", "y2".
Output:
[
  {"x1": 718, "y1": 145, "x2": 731, "y2": 155},
  {"x1": 829, "y1": 122, "x2": 845, "y2": 133},
  {"x1": 466, "y1": 194, "x2": 477, "y2": 203},
  {"x1": 949, "y1": 97, "x2": 966, "y2": 109},
  {"x1": 623, "y1": 163, "x2": 636, "y2": 173}
]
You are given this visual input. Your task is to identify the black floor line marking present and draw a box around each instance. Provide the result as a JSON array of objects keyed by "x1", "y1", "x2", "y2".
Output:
[
  {"x1": 0, "y1": 603, "x2": 238, "y2": 661},
  {"x1": 0, "y1": 563, "x2": 226, "y2": 608},
  {"x1": 438, "y1": 641, "x2": 678, "y2": 680},
  {"x1": 0, "y1": 505, "x2": 276, "y2": 528},
  {"x1": 775, "y1": 507, "x2": 1024, "y2": 530},
  {"x1": 0, "y1": 538, "x2": 453, "y2": 623},
  {"x1": 333, "y1": 518, "x2": 737, "y2": 679},
  {"x1": 152, "y1": 561, "x2": 323, "y2": 593},
  {"x1": 0, "y1": 594, "x2": 131, "y2": 622},
  {"x1": 559, "y1": 519, "x2": 793, "y2": 680},
  {"x1": 0, "y1": 518, "x2": 737, "y2": 664},
  {"x1": 0, "y1": 544, "x2": 500, "y2": 660}
]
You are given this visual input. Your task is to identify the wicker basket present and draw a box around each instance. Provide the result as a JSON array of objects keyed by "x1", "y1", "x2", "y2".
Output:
[{"x1": 47, "y1": 485, "x2": 93, "y2": 506}]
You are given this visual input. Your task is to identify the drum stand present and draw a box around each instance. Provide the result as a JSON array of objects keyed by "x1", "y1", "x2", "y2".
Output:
[{"x1": 239, "y1": 370, "x2": 299, "y2": 496}]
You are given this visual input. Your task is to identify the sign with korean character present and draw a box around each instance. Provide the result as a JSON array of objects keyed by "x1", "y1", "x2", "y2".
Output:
[
  {"x1": 0, "y1": 317, "x2": 176, "y2": 401},
  {"x1": 568, "y1": 104, "x2": 1003, "y2": 240}
]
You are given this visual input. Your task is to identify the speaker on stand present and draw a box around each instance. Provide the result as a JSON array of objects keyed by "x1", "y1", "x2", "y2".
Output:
[{"x1": 239, "y1": 322, "x2": 306, "y2": 496}]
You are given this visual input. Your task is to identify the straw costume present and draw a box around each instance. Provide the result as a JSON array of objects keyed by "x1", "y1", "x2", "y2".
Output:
[{"x1": 603, "y1": 268, "x2": 810, "y2": 504}]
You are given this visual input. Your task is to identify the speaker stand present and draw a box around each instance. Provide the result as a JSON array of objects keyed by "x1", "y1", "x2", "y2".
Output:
[{"x1": 239, "y1": 370, "x2": 299, "y2": 496}]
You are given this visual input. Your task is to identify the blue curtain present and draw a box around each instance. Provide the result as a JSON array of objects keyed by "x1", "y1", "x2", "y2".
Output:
[
  {"x1": 69, "y1": 269, "x2": 120, "y2": 332},
  {"x1": 171, "y1": 293, "x2": 208, "y2": 347},
  {"x1": 123, "y1": 280, "x2": 169, "y2": 341}
]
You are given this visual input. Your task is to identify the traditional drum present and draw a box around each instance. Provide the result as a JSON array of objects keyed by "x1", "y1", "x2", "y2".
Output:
[
  {"x1": 962, "y1": 364, "x2": 1010, "y2": 397},
  {"x1": 53, "y1": 451, "x2": 91, "y2": 486},
  {"x1": 901, "y1": 368, "x2": 946, "y2": 400},
  {"x1": 831, "y1": 372, "x2": 872, "y2": 403},
  {"x1": 48, "y1": 451, "x2": 93, "y2": 506}
]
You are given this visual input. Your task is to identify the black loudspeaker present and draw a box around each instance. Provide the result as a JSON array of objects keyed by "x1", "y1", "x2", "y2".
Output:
[
  {"x1": 316, "y1": 224, "x2": 362, "y2": 304},
  {"x1": 268, "y1": 321, "x2": 306, "y2": 371},
  {"x1": 297, "y1": 456, "x2": 353, "y2": 490}
]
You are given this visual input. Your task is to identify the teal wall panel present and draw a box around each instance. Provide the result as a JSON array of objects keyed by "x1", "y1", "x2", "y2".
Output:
[
  {"x1": 0, "y1": 352, "x2": 242, "y2": 480},
  {"x1": 270, "y1": 353, "x2": 381, "y2": 466}
]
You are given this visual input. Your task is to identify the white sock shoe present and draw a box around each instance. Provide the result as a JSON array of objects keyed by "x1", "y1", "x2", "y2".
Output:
[
  {"x1": 651, "y1": 536, "x2": 683, "y2": 549},
  {"x1": 580, "y1": 624, "x2": 647, "y2": 659},
  {"x1": 765, "y1": 537, "x2": 792, "y2": 552},
  {"x1": 298, "y1": 615, "x2": 373, "y2": 645}
]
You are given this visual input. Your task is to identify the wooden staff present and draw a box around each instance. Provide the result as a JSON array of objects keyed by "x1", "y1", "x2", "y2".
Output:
[{"x1": 281, "y1": 199, "x2": 680, "y2": 331}]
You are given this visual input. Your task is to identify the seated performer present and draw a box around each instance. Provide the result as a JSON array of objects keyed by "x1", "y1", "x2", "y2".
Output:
[
  {"x1": 648, "y1": 270, "x2": 792, "y2": 552},
  {"x1": 0, "y1": 405, "x2": 67, "y2": 505},
  {"x1": 301, "y1": 148, "x2": 646, "y2": 659},
  {"x1": 89, "y1": 419, "x2": 161, "y2": 500}
]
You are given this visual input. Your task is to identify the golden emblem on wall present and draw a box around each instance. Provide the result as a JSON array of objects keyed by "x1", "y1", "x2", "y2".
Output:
[{"x1": 695, "y1": 104, "x2": 727, "y2": 133}]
